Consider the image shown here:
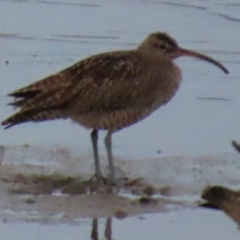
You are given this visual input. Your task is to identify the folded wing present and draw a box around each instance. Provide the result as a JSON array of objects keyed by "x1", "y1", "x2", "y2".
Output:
[{"x1": 2, "y1": 51, "x2": 146, "y2": 128}]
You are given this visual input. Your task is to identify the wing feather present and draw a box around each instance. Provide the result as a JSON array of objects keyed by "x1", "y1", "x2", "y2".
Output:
[{"x1": 2, "y1": 50, "x2": 147, "y2": 128}]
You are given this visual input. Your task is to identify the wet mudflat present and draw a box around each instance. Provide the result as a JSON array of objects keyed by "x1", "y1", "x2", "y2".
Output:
[
  {"x1": 0, "y1": 146, "x2": 240, "y2": 239},
  {"x1": 0, "y1": 0, "x2": 240, "y2": 239}
]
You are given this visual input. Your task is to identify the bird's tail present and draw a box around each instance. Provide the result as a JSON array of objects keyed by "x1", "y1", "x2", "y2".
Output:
[{"x1": 2, "y1": 109, "x2": 67, "y2": 129}]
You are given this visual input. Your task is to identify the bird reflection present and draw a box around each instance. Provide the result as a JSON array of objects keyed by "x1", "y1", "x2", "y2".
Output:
[
  {"x1": 91, "y1": 218, "x2": 112, "y2": 240},
  {"x1": 91, "y1": 218, "x2": 98, "y2": 240}
]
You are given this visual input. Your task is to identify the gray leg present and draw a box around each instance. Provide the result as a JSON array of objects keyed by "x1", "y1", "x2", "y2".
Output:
[
  {"x1": 91, "y1": 129, "x2": 102, "y2": 181},
  {"x1": 104, "y1": 130, "x2": 115, "y2": 182}
]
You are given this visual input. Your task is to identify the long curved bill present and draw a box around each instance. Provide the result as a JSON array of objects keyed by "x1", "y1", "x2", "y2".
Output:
[{"x1": 178, "y1": 48, "x2": 229, "y2": 74}]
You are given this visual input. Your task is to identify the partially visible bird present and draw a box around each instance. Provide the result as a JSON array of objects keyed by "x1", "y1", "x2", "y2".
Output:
[
  {"x1": 201, "y1": 186, "x2": 240, "y2": 225},
  {"x1": 2, "y1": 32, "x2": 229, "y2": 183}
]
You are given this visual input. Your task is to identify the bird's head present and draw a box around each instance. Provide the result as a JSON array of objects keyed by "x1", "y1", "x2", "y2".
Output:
[{"x1": 138, "y1": 32, "x2": 229, "y2": 74}]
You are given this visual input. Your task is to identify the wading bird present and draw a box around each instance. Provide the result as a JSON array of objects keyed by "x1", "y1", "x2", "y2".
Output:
[{"x1": 2, "y1": 32, "x2": 229, "y2": 183}]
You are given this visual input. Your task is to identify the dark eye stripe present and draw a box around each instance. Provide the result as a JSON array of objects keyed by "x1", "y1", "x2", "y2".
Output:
[
  {"x1": 151, "y1": 32, "x2": 178, "y2": 48},
  {"x1": 159, "y1": 45, "x2": 166, "y2": 49}
]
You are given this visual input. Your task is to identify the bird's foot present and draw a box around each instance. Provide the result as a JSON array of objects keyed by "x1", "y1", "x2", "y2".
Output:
[
  {"x1": 87, "y1": 174, "x2": 115, "y2": 193},
  {"x1": 88, "y1": 173, "x2": 108, "y2": 185},
  {"x1": 88, "y1": 174, "x2": 128, "y2": 189}
]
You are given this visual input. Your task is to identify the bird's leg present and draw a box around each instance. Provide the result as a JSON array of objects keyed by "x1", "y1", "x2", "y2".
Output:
[
  {"x1": 104, "y1": 130, "x2": 115, "y2": 183},
  {"x1": 91, "y1": 129, "x2": 103, "y2": 182}
]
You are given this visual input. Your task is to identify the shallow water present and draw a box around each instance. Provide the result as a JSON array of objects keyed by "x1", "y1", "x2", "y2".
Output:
[
  {"x1": 1, "y1": 210, "x2": 240, "y2": 240},
  {"x1": 0, "y1": 0, "x2": 240, "y2": 239}
]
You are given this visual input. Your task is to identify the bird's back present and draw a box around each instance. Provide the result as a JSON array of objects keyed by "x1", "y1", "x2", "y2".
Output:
[{"x1": 2, "y1": 49, "x2": 181, "y2": 130}]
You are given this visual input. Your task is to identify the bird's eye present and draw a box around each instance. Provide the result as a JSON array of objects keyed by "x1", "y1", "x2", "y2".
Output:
[{"x1": 159, "y1": 45, "x2": 166, "y2": 49}]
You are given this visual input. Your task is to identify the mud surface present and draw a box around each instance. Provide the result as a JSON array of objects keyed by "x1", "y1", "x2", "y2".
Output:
[{"x1": 0, "y1": 145, "x2": 239, "y2": 224}]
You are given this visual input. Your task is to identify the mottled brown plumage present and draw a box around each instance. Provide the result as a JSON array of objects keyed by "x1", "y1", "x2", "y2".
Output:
[{"x1": 2, "y1": 32, "x2": 229, "y2": 183}]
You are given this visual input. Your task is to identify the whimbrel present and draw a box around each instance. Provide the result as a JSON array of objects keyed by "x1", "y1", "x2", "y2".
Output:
[{"x1": 2, "y1": 32, "x2": 228, "y2": 183}]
